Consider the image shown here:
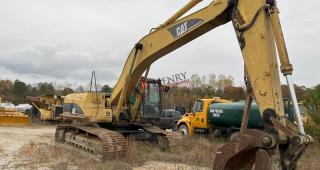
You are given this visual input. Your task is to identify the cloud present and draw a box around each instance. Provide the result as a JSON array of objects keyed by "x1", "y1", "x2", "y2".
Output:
[
  {"x1": 0, "y1": 45, "x2": 122, "y2": 83},
  {"x1": 0, "y1": 0, "x2": 319, "y2": 87}
]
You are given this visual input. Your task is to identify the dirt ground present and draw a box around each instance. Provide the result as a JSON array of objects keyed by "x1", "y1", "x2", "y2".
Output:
[
  {"x1": 0, "y1": 126, "x2": 210, "y2": 170},
  {"x1": 0, "y1": 126, "x2": 54, "y2": 169},
  {"x1": 0, "y1": 126, "x2": 319, "y2": 170}
]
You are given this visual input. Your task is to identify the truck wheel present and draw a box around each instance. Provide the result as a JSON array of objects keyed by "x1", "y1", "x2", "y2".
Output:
[{"x1": 179, "y1": 125, "x2": 189, "y2": 136}]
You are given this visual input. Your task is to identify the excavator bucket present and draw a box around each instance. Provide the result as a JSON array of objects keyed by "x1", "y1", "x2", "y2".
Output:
[{"x1": 0, "y1": 110, "x2": 30, "y2": 126}]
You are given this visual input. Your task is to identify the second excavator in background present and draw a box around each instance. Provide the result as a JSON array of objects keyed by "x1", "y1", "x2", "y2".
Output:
[{"x1": 26, "y1": 94, "x2": 64, "y2": 122}]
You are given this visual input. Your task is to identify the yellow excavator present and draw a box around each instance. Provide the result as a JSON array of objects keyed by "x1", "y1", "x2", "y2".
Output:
[
  {"x1": 56, "y1": 0, "x2": 312, "y2": 168},
  {"x1": 56, "y1": 72, "x2": 182, "y2": 159},
  {"x1": 26, "y1": 94, "x2": 64, "y2": 122}
]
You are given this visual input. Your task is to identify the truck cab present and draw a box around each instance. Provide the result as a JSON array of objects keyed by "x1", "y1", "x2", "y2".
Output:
[{"x1": 177, "y1": 98, "x2": 230, "y2": 136}]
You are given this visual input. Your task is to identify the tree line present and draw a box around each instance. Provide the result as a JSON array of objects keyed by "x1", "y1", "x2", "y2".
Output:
[
  {"x1": 1, "y1": 73, "x2": 319, "y2": 136},
  {"x1": 0, "y1": 79, "x2": 113, "y2": 105},
  {"x1": 0, "y1": 73, "x2": 319, "y2": 120},
  {"x1": 163, "y1": 73, "x2": 320, "y2": 136},
  {"x1": 163, "y1": 73, "x2": 309, "y2": 109}
]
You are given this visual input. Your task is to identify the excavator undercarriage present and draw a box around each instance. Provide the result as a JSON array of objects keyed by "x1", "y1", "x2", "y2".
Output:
[
  {"x1": 55, "y1": 124, "x2": 182, "y2": 159},
  {"x1": 55, "y1": 125, "x2": 127, "y2": 159}
]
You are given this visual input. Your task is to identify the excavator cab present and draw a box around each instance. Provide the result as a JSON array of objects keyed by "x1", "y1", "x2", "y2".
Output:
[
  {"x1": 128, "y1": 78, "x2": 179, "y2": 129},
  {"x1": 129, "y1": 78, "x2": 167, "y2": 128},
  {"x1": 140, "y1": 79, "x2": 162, "y2": 120}
]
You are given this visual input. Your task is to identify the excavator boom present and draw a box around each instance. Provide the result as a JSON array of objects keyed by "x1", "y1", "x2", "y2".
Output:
[{"x1": 110, "y1": 0, "x2": 231, "y2": 105}]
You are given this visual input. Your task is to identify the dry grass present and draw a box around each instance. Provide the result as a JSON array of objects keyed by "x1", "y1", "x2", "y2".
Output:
[
  {"x1": 297, "y1": 143, "x2": 320, "y2": 170},
  {"x1": 15, "y1": 137, "x2": 320, "y2": 170},
  {"x1": 17, "y1": 142, "x2": 131, "y2": 170},
  {"x1": 16, "y1": 137, "x2": 222, "y2": 169},
  {"x1": 128, "y1": 137, "x2": 224, "y2": 167}
]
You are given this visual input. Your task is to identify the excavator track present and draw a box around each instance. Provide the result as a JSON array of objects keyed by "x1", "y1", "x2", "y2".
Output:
[
  {"x1": 136, "y1": 123, "x2": 183, "y2": 149},
  {"x1": 163, "y1": 130, "x2": 183, "y2": 147},
  {"x1": 155, "y1": 130, "x2": 183, "y2": 150},
  {"x1": 55, "y1": 125, "x2": 128, "y2": 160}
]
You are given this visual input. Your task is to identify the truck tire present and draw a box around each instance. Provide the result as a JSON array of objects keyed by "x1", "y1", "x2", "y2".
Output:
[{"x1": 179, "y1": 124, "x2": 189, "y2": 136}]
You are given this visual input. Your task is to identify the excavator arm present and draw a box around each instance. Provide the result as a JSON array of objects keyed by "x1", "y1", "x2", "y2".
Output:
[
  {"x1": 110, "y1": 0, "x2": 231, "y2": 110},
  {"x1": 110, "y1": 0, "x2": 283, "y2": 123},
  {"x1": 108, "y1": 0, "x2": 312, "y2": 169}
]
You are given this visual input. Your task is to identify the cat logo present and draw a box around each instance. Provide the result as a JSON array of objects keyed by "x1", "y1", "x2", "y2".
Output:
[
  {"x1": 176, "y1": 22, "x2": 188, "y2": 37},
  {"x1": 167, "y1": 19, "x2": 203, "y2": 39}
]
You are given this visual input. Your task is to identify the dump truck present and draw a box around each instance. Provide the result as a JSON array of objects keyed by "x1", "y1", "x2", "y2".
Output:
[
  {"x1": 26, "y1": 94, "x2": 64, "y2": 122},
  {"x1": 177, "y1": 98, "x2": 297, "y2": 137},
  {"x1": 0, "y1": 97, "x2": 30, "y2": 126}
]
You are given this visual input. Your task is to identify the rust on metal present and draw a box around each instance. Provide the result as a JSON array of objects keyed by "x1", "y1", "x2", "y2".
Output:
[
  {"x1": 270, "y1": 117, "x2": 296, "y2": 137},
  {"x1": 233, "y1": 8, "x2": 246, "y2": 26},
  {"x1": 284, "y1": 118, "x2": 300, "y2": 135},
  {"x1": 213, "y1": 129, "x2": 278, "y2": 170},
  {"x1": 240, "y1": 94, "x2": 253, "y2": 133},
  {"x1": 240, "y1": 68, "x2": 253, "y2": 133}
]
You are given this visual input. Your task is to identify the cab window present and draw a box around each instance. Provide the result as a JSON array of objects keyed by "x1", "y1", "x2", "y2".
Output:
[{"x1": 193, "y1": 101, "x2": 204, "y2": 113}]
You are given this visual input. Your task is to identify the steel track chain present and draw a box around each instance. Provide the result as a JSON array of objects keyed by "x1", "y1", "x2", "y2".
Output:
[
  {"x1": 163, "y1": 130, "x2": 183, "y2": 147},
  {"x1": 55, "y1": 125, "x2": 128, "y2": 160}
]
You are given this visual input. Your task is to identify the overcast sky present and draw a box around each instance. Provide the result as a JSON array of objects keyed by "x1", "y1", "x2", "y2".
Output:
[{"x1": 0, "y1": 0, "x2": 319, "y2": 88}]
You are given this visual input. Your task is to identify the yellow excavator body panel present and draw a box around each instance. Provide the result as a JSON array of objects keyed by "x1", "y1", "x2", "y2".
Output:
[
  {"x1": 39, "y1": 109, "x2": 53, "y2": 121},
  {"x1": 62, "y1": 92, "x2": 112, "y2": 123}
]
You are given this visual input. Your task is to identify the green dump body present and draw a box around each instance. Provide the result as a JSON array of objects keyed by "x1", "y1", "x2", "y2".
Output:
[{"x1": 208, "y1": 101, "x2": 294, "y2": 129}]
